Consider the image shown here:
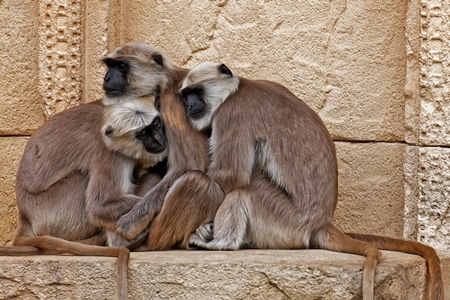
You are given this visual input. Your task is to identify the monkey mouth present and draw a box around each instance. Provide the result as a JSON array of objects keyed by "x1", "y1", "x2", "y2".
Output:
[
  {"x1": 144, "y1": 145, "x2": 166, "y2": 154},
  {"x1": 104, "y1": 90, "x2": 125, "y2": 97}
]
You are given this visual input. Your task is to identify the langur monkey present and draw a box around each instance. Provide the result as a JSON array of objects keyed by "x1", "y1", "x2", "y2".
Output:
[
  {"x1": 114, "y1": 46, "x2": 222, "y2": 251},
  {"x1": 179, "y1": 62, "x2": 444, "y2": 300},
  {"x1": 0, "y1": 43, "x2": 171, "y2": 300}
]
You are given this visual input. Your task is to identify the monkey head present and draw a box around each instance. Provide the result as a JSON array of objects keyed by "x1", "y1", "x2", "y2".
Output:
[
  {"x1": 179, "y1": 62, "x2": 239, "y2": 131},
  {"x1": 102, "y1": 98, "x2": 168, "y2": 167},
  {"x1": 101, "y1": 42, "x2": 172, "y2": 105}
]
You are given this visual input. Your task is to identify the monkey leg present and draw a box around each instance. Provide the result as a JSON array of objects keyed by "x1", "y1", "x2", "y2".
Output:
[
  {"x1": 313, "y1": 226, "x2": 381, "y2": 300},
  {"x1": 138, "y1": 170, "x2": 224, "y2": 251},
  {"x1": 189, "y1": 187, "x2": 251, "y2": 250}
]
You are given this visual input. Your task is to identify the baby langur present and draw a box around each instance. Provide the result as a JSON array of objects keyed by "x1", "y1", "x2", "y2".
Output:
[
  {"x1": 101, "y1": 97, "x2": 168, "y2": 247},
  {"x1": 179, "y1": 62, "x2": 444, "y2": 300}
]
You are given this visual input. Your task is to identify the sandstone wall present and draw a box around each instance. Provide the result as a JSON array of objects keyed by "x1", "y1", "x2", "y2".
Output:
[{"x1": 0, "y1": 0, "x2": 447, "y2": 251}]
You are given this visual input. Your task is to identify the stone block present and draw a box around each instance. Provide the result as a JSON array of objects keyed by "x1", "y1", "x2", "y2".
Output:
[
  {"x1": 0, "y1": 0, "x2": 44, "y2": 135},
  {"x1": 405, "y1": 146, "x2": 450, "y2": 250},
  {"x1": 334, "y1": 142, "x2": 406, "y2": 238},
  {"x1": 0, "y1": 137, "x2": 28, "y2": 246},
  {"x1": 83, "y1": 0, "x2": 121, "y2": 104},
  {"x1": 418, "y1": 1, "x2": 450, "y2": 146},
  {"x1": 1, "y1": 249, "x2": 448, "y2": 299},
  {"x1": 38, "y1": 0, "x2": 83, "y2": 117},
  {"x1": 118, "y1": 0, "x2": 406, "y2": 141}
]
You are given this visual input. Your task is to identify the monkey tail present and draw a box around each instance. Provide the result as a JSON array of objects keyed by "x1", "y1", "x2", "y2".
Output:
[
  {"x1": 13, "y1": 235, "x2": 130, "y2": 300},
  {"x1": 0, "y1": 245, "x2": 52, "y2": 255},
  {"x1": 345, "y1": 232, "x2": 444, "y2": 300},
  {"x1": 316, "y1": 225, "x2": 381, "y2": 300}
]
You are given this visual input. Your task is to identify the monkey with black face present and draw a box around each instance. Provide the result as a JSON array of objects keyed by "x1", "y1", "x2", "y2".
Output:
[
  {"x1": 0, "y1": 43, "x2": 172, "y2": 300},
  {"x1": 179, "y1": 62, "x2": 443, "y2": 300}
]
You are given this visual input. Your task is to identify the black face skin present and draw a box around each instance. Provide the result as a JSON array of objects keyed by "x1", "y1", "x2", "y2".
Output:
[
  {"x1": 179, "y1": 86, "x2": 207, "y2": 120},
  {"x1": 135, "y1": 116, "x2": 166, "y2": 154},
  {"x1": 102, "y1": 58, "x2": 129, "y2": 97}
]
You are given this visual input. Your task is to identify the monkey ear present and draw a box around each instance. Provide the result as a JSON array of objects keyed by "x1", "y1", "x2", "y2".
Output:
[
  {"x1": 104, "y1": 125, "x2": 114, "y2": 137},
  {"x1": 152, "y1": 54, "x2": 164, "y2": 68},
  {"x1": 218, "y1": 64, "x2": 232, "y2": 77}
]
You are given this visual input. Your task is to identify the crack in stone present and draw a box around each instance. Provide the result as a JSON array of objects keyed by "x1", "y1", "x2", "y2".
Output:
[{"x1": 259, "y1": 271, "x2": 291, "y2": 299}]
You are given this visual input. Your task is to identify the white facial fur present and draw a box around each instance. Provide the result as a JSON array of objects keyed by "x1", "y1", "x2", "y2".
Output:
[
  {"x1": 102, "y1": 97, "x2": 167, "y2": 166},
  {"x1": 181, "y1": 62, "x2": 240, "y2": 131}
]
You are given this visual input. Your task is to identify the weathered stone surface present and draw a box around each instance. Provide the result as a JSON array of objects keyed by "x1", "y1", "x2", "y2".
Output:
[
  {"x1": 404, "y1": 146, "x2": 421, "y2": 241},
  {"x1": 83, "y1": 0, "x2": 121, "y2": 104},
  {"x1": 418, "y1": 0, "x2": 450, "y2": 146},
  {"x1": 413, "y1": 147, "x2": 450, "y2": 250},
  {"x1": 0, "y1": 0, "x2": 45, "y2": 135},
  {"x1": 0, "y1": 137, "x2": 28, "y2": 246},
  {"x1": 334, "y1": 142, "x2": 406, "y2": 238},
  {"x1": 38, "y1": 0, "x2": 83, "y2": 117},
  {"x1": 405, "y1": 0, "x2": 421, "y2": 144},
  {"x1": 2, "y1": 249, "x2": 448, "y2": 300},
  {"x1": 121, "y1": 0, "x2": 406, "y2": 141}
]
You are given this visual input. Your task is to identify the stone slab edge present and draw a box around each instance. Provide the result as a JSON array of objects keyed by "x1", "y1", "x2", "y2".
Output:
[{"x1": 1, "y1": 249, "x2": 449, "y2": 299}]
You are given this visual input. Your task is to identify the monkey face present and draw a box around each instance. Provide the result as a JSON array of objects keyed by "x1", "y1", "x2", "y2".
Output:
[
  {"x1": 179, "y1": 62, "x2": 240, "y2": 131},
  {"x1": 102, "y1": 99, "x2": 168, "y2": 164},
  {"x1": 101, "y1": 42, "x2": 169, "y2": 104},
  {"x1": 134, "y1": 117, "x2": 166, "y2": 154},
  {"x1": 102, "y1": 58, "x2": 129, "y2": 97},
  {"x1": 179, "y1": 86, "x2": 207, "y2": 120}
]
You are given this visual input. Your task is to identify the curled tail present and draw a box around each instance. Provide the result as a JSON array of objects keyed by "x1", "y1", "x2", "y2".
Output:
[{"x1": 346, "y1": 232, "x2": 443, "y2": 300}]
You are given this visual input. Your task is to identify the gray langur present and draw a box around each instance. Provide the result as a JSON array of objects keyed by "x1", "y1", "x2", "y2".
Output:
[
  {"x1": 0, "y1": 42, "x2": 171, "y2": 300},
  {"x1": 178, "y1": 61, "x2": 443, "y2": 300}
]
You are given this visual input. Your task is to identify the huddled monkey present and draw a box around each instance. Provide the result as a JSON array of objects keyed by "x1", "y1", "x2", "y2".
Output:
[
  {"x1": 100, "y1": 97, "x2": 168, "y2": 247},
  {"x1": 0, "y1": 42, "x2": 218, "y2": 298},
  {"x1": 178, "y1": 62, "x2": 443, "y2": 300},
  {"x1": 114, "y1": 45, "x2": 222, "y2": 251},
  {"x1": 0, "y1": 43, "x2": 173, "y2": 300}
]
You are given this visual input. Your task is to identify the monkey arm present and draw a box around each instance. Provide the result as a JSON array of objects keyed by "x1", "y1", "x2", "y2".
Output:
[
  {"x1": 85, "y1": 162, "x2": 141, "y2": 230},
  {"x1": 207, "y1": 126, "x2": 254, "y2": 194}
]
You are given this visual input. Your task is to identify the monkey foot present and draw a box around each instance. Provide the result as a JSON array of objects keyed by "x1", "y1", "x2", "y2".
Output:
[{"x1": 196, "y1": 222, "x2": 214, "y2": 242}]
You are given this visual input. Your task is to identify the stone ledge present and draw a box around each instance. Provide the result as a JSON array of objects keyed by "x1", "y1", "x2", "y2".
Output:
[{"x1": 1, "y1": 249, "x2": 449, "y2": 299}]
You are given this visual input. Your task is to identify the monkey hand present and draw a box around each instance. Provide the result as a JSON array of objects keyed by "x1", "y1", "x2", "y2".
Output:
[
  {"x1": 116, "y1": 213, "x2": 152, "y2": 240},
  {"x1": 116, "y1": 205, "x2": 157, "y2": 240}
]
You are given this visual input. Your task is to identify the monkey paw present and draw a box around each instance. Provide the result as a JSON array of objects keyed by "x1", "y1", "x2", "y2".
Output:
[
  {"x1": 195, "y1": 222, "x2": 214, "y2": 242},
  {"x1": 116, "y1": 212, "x2": 151, "y2": 241},
  {"x1": 188, "y1": 233, "x2": 209, "y2": 249},
  {"x1": 187, "y1": 223, "x2": 214, "y2": 249}
]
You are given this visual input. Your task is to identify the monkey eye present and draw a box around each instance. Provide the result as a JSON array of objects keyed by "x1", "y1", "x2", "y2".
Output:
[
  {"x1": 152, "y1": 117, "x2": 161, "y2": 126},
  {"x1": 135, "y1": 128, "x2": 148, "y2": 140},
  {"x1": 117, "y1": 62, "x2": 128, "y2": 72}
]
